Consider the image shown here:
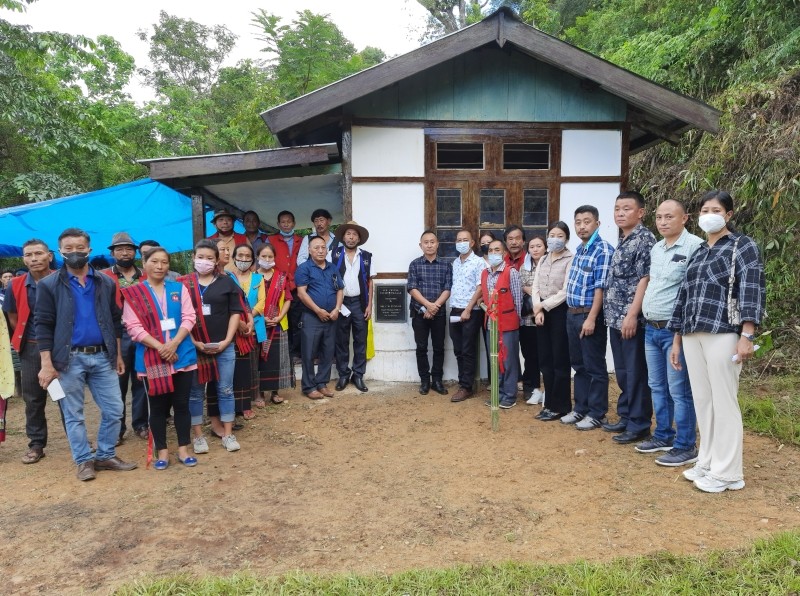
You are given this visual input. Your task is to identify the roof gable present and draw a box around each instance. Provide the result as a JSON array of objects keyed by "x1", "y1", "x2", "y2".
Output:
[{"x1": 262, "y1": 8, "x2": 719, "y2": 152}]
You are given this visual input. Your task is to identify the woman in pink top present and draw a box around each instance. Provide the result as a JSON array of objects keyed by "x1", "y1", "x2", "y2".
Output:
[{"x1": 122, "y1": 247, "x2": 197, "y2": 470}]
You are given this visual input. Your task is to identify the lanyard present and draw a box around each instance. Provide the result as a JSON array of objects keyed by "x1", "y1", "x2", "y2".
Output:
[
  {"x1": 198, "y1": 275, "x2": 216, "y2": 304},
  {"x1": 143, "y1": 281, "x2": 167, "y2": 320}
]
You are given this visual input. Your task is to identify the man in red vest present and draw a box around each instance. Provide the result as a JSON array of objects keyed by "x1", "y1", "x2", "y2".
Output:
[
  {"x1": 3, "y1": 239, "x2": 54, "y2": 463},
  {"x1": 101, "y1": 232, "x2": 148, "y2": 443},
  {"x1": 481, "y1": 239, "x2": 523, "y2": 409},
  {"x1": 267, "y1": 210, "x2": 303, "y2": 362}
]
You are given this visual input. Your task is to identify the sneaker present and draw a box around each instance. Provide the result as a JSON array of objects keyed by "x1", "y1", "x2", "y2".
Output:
[
  {"x1": 682, "y1": 464, "x2": 709, "y2": 482},
  {"x1": 694, "y1": 476, "x2": 745, "y2": 493},
  {"x1": 221, "y1": 434, "x2": 241, "y2": 452},
  {"x1": 193, "y1": 436, "x2": 209, "y2": 454},
  {"x1": 499, "y1": 401, "x2": 517, "y2": 409},
  {"x1": 526, "y1": 389, "x2": 545, "y2": 405},
  {"x1": 656, "y1": 447, "x2": 699, "y2": 467},
  {"x1": 575, "y1": 415, "x2": 607, "y2": 431},
  {"x1": 560, "y1": 411, "x2": 584, "y2": 425},
  {"x1": 635, "y1": 438, "x2": 674, "y2": 453}
]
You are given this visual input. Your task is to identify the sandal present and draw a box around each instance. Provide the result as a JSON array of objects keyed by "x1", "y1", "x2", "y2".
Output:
[
  {"x1": 270, "y1": 392, "x2": 284, "y2": 404},
  {"x1": 253, "y1": 396, "x2": 267, "y2": 408},
  {"x1": 243, "y1": 409, "x2": 256, "y2": 420}
]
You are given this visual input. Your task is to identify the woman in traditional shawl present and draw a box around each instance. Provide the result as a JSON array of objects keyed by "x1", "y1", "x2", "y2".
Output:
[
  {"x1": 0, "y1": 311, "x2": 15, "y2": 444},
  {"x1": 181, "y1": 240, "x2": 244, "y2": 454},
  {"x1": 122, "y1": 247, "x2": 197, "y2": 469},
  {"x1": 225, "y1": 243, "x2": 264, "y2": 417},
  {"x1": 255, "y1": 243, "x2": 294, "y2": 404}
]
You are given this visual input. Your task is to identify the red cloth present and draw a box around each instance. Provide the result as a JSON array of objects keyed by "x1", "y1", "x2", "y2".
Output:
[
  {"x1": 209, "y1": 231, "x2": 249, "y2": 247},
  {"x1": 266, "y1": 233, "x2": 301, "y2": 290},
  {"x1": 481, "y1": 267, "x2": 520, "y2": 333},
  {"x1": 504, "y1": 252, "x2": 524, "y2": 271},
  {"x1": 9, "y1": 275, "x2": 31, "y2": 352},
  {"x1": 101, "y1": 267, "x2": 146, "y2": 309},
  {"x1": 178, "y1": 273, "x2": 218, "y2": 384}
]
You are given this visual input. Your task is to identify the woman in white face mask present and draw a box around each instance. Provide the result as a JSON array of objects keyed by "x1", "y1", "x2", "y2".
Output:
[{"x1": 667, "y1": 190, "x2": 766, "y2": 493}]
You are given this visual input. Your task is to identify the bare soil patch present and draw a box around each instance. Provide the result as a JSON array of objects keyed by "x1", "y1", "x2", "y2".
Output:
[{"x1": 1, "y1": 381, "x2": 799, "y2": 594}]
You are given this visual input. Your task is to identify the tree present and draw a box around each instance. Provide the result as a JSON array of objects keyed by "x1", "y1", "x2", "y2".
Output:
[
  {"x1": 415, "y1": 1, "x2": 490, "y2": 36},
  {"x1": 253, "y1": 9, "x2": 385, "y2": 101}
]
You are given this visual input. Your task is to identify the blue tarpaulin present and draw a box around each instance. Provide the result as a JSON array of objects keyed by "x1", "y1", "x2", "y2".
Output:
[{"x1": 0, "y1": 179, "x2": 196, "y2": 257}]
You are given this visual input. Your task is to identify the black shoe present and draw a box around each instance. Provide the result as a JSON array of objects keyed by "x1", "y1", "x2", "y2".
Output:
[
  {"x1": 336, "y1": 376, "x2": 349, "y2": 391},
  {"x1": 419, "y1": 380, "x2": 430, "y2": 395},
  {"x1": 352, "y1": 376, "x2": 368, "y2": 392},
  {"x1": 535, "y1": 408, "x2": 553, "y2": 420},
  {"x1": 431, "y1": 380, "x2": 448, "y2": 395},
  {"x1": 612, "y1": 429, "x2": 651, "y2": 444},
  {"x1": 602, "y1": 419, "x2": 627, "y2": 433},
  {"x1": 539, "y1": 410, "x2": 566, "y2": 422}
]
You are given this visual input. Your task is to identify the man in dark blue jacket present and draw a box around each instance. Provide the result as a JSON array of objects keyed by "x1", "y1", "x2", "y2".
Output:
[{"x1": 35, "y1": 228, "x2": 137, "y2": 481}]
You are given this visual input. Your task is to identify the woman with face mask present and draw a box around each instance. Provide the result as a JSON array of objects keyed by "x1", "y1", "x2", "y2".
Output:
[
  {"x1": 180, "y1": 240, "x2": 244, "y2": 454},
  {"x1": 478, "y1": 232, "x2": 497, "y2": 386},
  {"x1": 531, "y1": 221, "x2": 574, "y2": 421},
  {"x1": 218, "y1": 244, "x2": 263, "y2": 420},
  {"x1": 520, "y1": 237, "x2": 547, "y2": 405},
  {"x1": 668, "y1": 190, "x2": 765, "y2": 493},
  {"x1": 121, "y1": 247, "x2": 198, "y2": 470},
  {"x1": 255, "y1": 243, "x2": 294, "y2": 404}
]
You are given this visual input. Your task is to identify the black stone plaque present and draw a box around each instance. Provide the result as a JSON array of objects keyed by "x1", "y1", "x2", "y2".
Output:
[{"x1": 375, "y1": 284, "x2": 407, "y2": 323}]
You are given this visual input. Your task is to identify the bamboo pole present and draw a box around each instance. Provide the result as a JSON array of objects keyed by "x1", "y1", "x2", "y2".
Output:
[{"x1": 489, "y1": 295, "x2": 500, "y2": 432}]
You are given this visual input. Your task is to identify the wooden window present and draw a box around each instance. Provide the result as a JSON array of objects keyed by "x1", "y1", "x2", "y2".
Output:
[
  {"x1": 436, "y1": 142, "x2": 484, "y2": 170},
  {"x1": 522, "y1": 188, "x2": 549, "y2": 240},
  {"x1": 479, "y1": 188, "x2": 505, "y2": 228},
  {"x1": 503, "y1": 143, "x2": 550, "y2": 170},
  {"x1": 435, "y1": 187, "x2": 463, "y2": 259}
]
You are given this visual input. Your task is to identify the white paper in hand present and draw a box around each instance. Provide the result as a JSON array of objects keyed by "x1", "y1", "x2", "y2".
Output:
[
  {"x1": 48, "y1": 379, "x2": 66, "y2": 401},
  {"x1": 339, "y1": 304, "x2": 351, "y2": 318}
]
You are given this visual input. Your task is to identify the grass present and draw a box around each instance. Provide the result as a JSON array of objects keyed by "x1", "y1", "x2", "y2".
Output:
[
  {"x1": 740, "y1": 375, "x2": 800, "y2": 446},
  {"x1": 116, "y1": 531, "x2": 800, "y2": 595}
]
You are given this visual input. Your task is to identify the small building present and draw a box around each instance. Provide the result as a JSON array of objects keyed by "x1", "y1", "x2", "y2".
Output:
[{"x1": 144, "y1": 8, "x2": 719, "y2": 383}]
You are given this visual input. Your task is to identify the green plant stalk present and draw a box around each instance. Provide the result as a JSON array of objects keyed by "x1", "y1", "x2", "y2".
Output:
[{"x1": 490, "y1": 312, "x2": 499, "y2": 432}]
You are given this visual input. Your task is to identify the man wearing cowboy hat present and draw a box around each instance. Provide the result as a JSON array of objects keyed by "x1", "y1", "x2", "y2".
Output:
[
  {"x1": 209, "y1": 208, "x2": 248, "y2": 258},
  {"x1": 331, "y1": 221, "x2": 376, "y2": 393},
  {"x1": 101, "y1": 232, "x2": 148, "y2": 443}
]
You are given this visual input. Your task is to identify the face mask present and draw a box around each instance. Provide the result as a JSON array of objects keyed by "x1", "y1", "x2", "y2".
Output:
[
  {"x1": 258, "y1": 259, "x2": 275, "y2": 270},
  {"x1": 698, "y1": 213, "x2": 727, "y2": 234},
  {"x1": 194, "y1": 259, "x2": 215, "y2": 275},
  {"x1": 547, "y1": 238, "x2": 566, "y2": 253},
  {"x1": 234, "y1": 259, "x2": 252, "y2": 272},
  {"x1": 480, "y1": 244, "x2": 490, "y2": 256},
  {"x1": 455, "y1": 241, "x2": 470, "y2": 255},
  {"x1": 62, "y1": 252, "x2": 89, "y2": 269},
  {"x1": 279, "y1": 228, "x2": 295, "y2": 237},
  {"x1": 115, "y1": 258, "x2": 135, "y2": 269},
  {"x1": 487, "y1": 254, "x2": 504, "y2": 267}
]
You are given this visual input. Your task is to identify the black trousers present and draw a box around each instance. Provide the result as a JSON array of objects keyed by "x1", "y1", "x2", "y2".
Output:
[
  {"x1": 20, "y1": 341, "x2": 62, "y2": 448},
  {"x1": 609, "y1": 326, "x2": 653, "y2": 433},
  {"x1": 411, "y1": 311, "x2": 447, "y2": 382},
  {"x1": 146, "y1": 370, "x2": 193, "y2": 451},
  {"x1": 336, "y1": 296, "x2": 368, "y2": 378},
  {"x1": 519, "y1": 325, "x2": 541, "y2": 391},
  {"x1": 287, "y1": 299, "x2": 304, "y2": 359},
  {"x1": 449, "y1": 307, "x2": 482, "y2": 389},
  {"x1": 536, "y1": 303, "x2": 571, "y2": 414}
]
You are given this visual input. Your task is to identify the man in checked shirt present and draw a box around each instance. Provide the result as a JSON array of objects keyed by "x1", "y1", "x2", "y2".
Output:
[{"x1": 407, "y1": 231, "x2": 452, "y2": 396}]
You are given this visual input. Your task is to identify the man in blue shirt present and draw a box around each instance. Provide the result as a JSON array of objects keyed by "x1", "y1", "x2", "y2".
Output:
[
  {"x1": 562, "y1": 205, "x2": 615, "y2": 430},
  {"x1": 295, "y1": 235, "x2": 344, "y2": 399},
  {"x1": 35, "y1": 228, "x2": 137, "y2": 481}
]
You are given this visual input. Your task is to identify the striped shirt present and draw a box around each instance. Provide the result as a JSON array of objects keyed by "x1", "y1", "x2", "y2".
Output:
[
  {"x1": 532, "y1": 249, "x2": 573, "y2": 311},
  {"x1": 668, "y1": 232, "x2": 765, "y2": 335},
  {"x1": 407, "y1": 255, "x2": 452, "y2": 313},
  {"x1": 566, "y1": 232, "x2": 614, "y2": 308}
]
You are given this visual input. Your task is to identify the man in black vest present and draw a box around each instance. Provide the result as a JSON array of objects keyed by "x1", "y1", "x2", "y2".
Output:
[{"x1": 332, "y1": 221, "x2": 376, "y2": 393}]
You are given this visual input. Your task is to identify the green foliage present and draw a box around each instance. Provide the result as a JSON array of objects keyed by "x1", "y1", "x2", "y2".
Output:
[
  {"x1": 116, "y1": 531, "x2": 800, "y2": 594},
  {"x1": 740, "y1": 377, "x2": 800, "y2": 445}
]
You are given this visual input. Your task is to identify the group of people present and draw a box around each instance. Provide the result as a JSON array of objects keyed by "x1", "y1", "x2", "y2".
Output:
[
  {"x1": 1, "y1": 206, "x2": 378, "y2": 480},
  {"x1": 409, "y1": 190, "x2": 765, "y2": 493}
]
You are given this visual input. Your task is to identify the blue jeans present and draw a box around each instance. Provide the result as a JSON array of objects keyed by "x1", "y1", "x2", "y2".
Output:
[
  {"x1": 189, "y1": 344, "x2": 236, "y2": 425},
  {"x1": 644, "y1": 325, "x2": 697, "y2": 449},
  {"x1": 498, "y1": 329, "x2": 520, "y2": 405},
  {"x1": 566, "y1": 311, "x2": 609, "y2": 419},
  {"x1": 58, "y1": 351, "x2": 124, "y2": 465}
]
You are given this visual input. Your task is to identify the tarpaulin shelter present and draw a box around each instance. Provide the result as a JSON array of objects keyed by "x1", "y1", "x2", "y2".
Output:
[{"x1": 0, "y1": 178, "x2": 197, "y2": 257}]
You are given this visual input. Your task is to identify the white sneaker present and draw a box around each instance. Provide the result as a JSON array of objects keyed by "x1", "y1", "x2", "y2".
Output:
[
  {"x1": 575, "y1": 415, "x2": 607, "y2": 431},
  {"x1": 694, "y1": 476, "x2": 745, "y2": 493},
  {"x1": 682, "y1": 464, "x2": 708, "y2": 482},
  {"x1": 560, "y1": 411, "x2": 584, "y2": 425},
  {"x1": 221, "y1": 434, "x2": 241, "y2": 452},
  {"x1": 193, "y1": 436, "x2": 209, "y2": 454},
  {"x1": 526, "y1": 388, "x2": 545, "y2": 405}
]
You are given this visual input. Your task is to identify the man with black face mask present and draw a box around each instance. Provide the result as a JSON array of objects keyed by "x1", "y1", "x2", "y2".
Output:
[
  {"x1": 102, "y1": 232, "x2": 148, "y2": 444},
  {"x1": 35, "y1": 227, "x2": 137, "y2": 481}
]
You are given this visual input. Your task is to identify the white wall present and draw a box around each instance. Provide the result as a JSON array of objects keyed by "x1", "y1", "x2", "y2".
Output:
[
  {"x1": 559, "y1": 182, "x2": 621, "y2": 252},
  {"x1": 561, "y1": 130, "x2": 622, "y2": 177},
  {"x1": 351, "y1": 126, "x2": 425, "y2": 177}
]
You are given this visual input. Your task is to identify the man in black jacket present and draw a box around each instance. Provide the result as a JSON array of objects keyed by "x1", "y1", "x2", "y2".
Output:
[{"x1": 35, "y1": 228, "x2": 137, "y2": 481}]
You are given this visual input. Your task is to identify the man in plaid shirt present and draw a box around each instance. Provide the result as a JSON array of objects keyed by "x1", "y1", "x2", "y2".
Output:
[{"x1": 562, "y1": 205, "x2": 615, "y2": 430}]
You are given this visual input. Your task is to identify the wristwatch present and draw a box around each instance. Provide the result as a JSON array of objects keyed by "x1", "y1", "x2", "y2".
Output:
[{"x1": 741, "y1": 332, "x2": 755, "y2": 341}]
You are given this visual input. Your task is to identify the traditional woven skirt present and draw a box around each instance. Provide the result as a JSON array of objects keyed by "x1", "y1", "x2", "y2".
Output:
[{"x1": 259, "y1": 327, "x2": 294, "y2": 391}]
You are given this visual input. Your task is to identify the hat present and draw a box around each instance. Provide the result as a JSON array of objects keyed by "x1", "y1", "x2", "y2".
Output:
[
  {"x1": 334, "y1": 221, "x2": 369, "y2": 246},
  {"x1": 108, "y1": 232, "x2": 137, "y2": 250},
  {"x1": 210, "y1": 208, "x2": 235, "y2": 224}
]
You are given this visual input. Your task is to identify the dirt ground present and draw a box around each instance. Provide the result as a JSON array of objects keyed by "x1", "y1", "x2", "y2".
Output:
[{"x1": 1, "y1": 379, "x2": 799, "y2": 595}]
